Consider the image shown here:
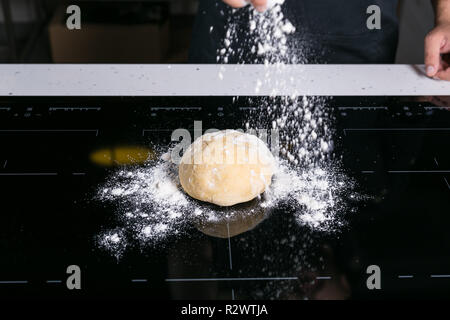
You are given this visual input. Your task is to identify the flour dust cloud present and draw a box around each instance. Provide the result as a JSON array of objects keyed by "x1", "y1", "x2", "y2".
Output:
[{"x1": 96, "y1": 2, "x2": 363, "y2": 261}]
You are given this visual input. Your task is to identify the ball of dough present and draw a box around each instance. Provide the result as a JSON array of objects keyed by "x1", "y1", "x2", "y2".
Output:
[{"x1": 179, "y1": 130, "x2": 276, "y2": 206}]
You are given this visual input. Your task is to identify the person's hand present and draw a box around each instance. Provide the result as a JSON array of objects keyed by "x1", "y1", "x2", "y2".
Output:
[
  {"x1": 425, "y1": 22, "x2": 450, "y2": 80},
  {"x1": 222, "y1": 0, "x2": 268, "y2": 12}
]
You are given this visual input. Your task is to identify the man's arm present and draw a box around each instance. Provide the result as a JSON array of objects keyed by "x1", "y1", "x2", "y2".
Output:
[{"x1": 425, "y1": 0, "x2": 450, "y2": 80}]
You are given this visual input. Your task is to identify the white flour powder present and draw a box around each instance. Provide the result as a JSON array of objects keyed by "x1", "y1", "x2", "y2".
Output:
[
  {"x1": 97, "y1": 154, "x2": 358, "y2": 256},
  {"x1": 96, "y1": 3, "x2": 362, "y2": 256},
  {"x1": 216, "y1": 4, "x2": 356, "y2": 225}
]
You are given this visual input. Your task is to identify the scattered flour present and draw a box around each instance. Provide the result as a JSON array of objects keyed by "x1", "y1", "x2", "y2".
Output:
[
  {"x1": 96, "y1": 2, "x2": 362, "y2": 257},
  {"x1": 97, "y1": 160, "x2": 190, "y2": 254},
  {"x1": 96, "y1": 153, "x2": 357, "y2": 256}
]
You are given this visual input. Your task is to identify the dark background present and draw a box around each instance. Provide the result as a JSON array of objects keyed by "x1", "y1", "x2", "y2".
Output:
[
  {"x1": 0, "y1": 0, "x2": 436, "y2": 63},
  {"x1": 0, "y1": 96, "x2": 449, "y2": 299}
]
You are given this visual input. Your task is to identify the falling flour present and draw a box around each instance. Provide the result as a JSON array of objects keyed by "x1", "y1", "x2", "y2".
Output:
[
  {"x1": 96, "y1": 2, "x2": 362, "y2": 258},
  {"x1": 218, "y1": 4, "x2": 356, "y2": 223}
]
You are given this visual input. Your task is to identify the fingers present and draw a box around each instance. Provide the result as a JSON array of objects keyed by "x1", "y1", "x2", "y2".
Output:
[
  {"x1": 251, "y1": 0, "x2": 268, "y2": 12},
  {"x1": 222, "y1": 0, "x2": 248, "y2": 9},
  {"x1": 434, "y1": 53, "x2": 450, "y2": 80},
  {"x1": 435, "y1": 68, "x2": 450, "y2": 81},
  {"x1": 424, "y1": 31, "x2": 446, "y2": 77},
  {"x1": 222, "y1": 0, "x2": 268, "y2": 12}
]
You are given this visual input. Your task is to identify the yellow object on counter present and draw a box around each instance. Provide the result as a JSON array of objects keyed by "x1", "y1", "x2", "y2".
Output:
[{"x1": 90, "y1": 146, "x2": 155, "y2": 166}]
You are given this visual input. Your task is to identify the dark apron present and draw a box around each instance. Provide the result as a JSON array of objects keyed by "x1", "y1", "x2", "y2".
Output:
[{"x1": 188, "y1": 0, "x2": 399, "y2": 64}]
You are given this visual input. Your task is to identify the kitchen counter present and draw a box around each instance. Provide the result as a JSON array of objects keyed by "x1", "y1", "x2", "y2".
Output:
[{"x1": 0, "y1": 64, "x2": 449, "y2": 96}]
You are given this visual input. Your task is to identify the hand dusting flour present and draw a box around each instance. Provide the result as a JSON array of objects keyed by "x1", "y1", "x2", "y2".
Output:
[{"x1": 96, "y1": 2, "x2": 362, "y2": 257}]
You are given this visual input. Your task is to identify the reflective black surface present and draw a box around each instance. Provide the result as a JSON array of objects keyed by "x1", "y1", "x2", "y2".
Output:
[{"x1": 0, "y1": 96, "x2": 449, "y2": 299}]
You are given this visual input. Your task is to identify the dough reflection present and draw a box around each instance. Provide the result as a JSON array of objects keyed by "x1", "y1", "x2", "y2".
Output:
[{"x1": 193, "y1": 198, "x2": 269, "y2": 238}]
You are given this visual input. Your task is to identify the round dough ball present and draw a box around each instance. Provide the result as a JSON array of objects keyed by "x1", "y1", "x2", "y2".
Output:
[{"x1": 179, "y1": 130, "x2": 276, "y2": 206}]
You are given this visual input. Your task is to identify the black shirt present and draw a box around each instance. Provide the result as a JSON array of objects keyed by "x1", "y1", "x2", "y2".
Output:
[{"x1": 189, "y1": 0, "x2": 399, "y2": 64}]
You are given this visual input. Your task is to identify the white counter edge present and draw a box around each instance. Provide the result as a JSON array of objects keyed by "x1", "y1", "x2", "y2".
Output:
[{"x1": 0, "y1": 64, "x2": 449, "y2": 96}]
